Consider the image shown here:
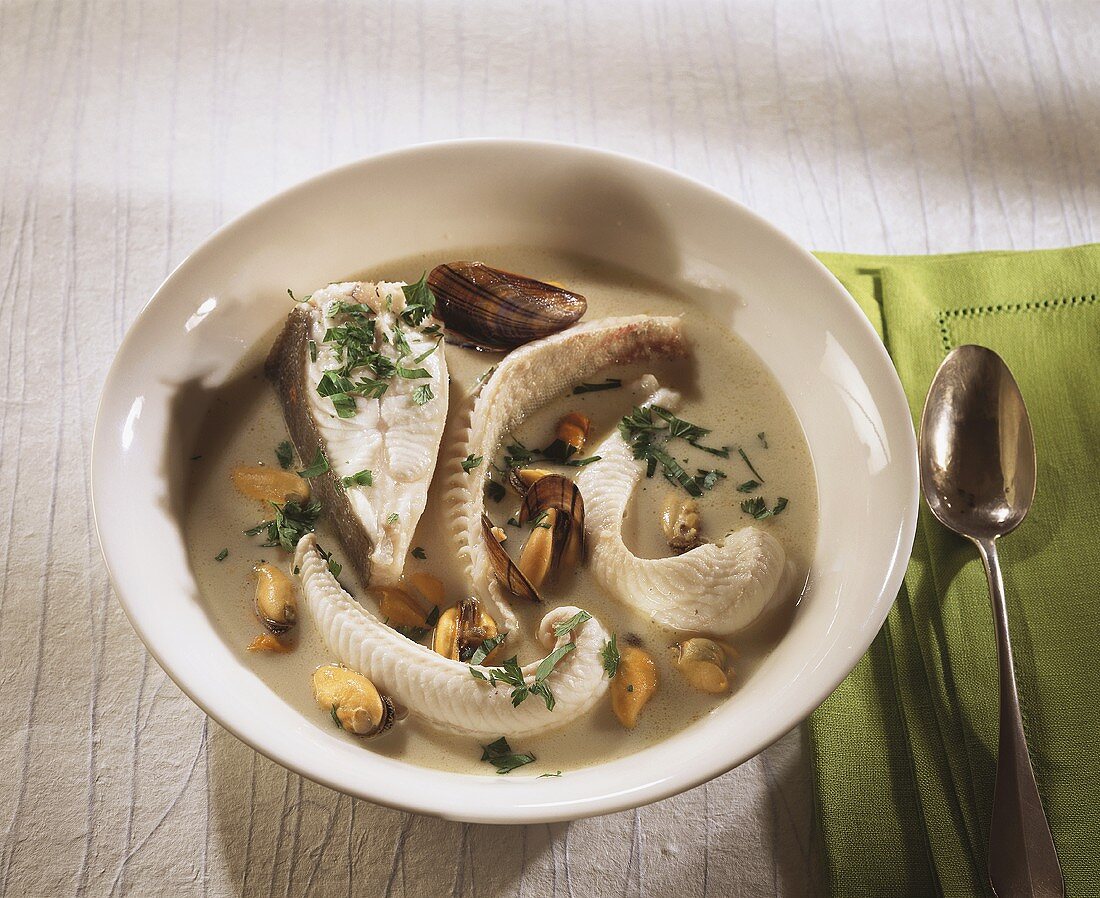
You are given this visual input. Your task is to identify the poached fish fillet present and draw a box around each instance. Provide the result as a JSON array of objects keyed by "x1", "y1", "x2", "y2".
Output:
[
  {"x1": 266, "y1": 281, "x2": 448, "y2": 586},
  {"x1": 576, "y1": 382, "x2": 792, "y2": 635},
  {"x1": 442, "y1": 315, "x2": 689, "y2": 632},
  {"x1": 295, "y1": 534, "x2": 610, "y2": 739}
]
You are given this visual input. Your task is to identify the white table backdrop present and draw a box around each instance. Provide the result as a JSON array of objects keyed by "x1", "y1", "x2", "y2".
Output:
[{"x1": 1, "y1": 1, "x2": 1096, "y2": 895}]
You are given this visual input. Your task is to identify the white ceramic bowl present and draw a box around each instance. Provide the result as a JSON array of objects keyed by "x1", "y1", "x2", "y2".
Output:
[{"x1": 92, "y1": 140, "x2": 918, "y2": 823}]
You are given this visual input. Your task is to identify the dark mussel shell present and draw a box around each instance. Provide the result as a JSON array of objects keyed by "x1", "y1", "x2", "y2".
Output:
[
  {"x1": 481, "y1": 513, "x2": 542, "y2": 602},
  {"x1": 428, "y1": 262, "x2": 587, "y2": 351},
  {"x1": 518, "y1": 474, "x2": 585, "y2": 568}
]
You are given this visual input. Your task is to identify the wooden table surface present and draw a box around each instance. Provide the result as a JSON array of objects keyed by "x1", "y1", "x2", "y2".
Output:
[{"x1": 1, "y1": 2, "x2": 1096, "y2": 895}]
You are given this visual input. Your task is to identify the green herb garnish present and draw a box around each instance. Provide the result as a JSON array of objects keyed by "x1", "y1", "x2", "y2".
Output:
[
  {"x1": 757, "y1": 432, "x2": 768, "y2": 448},
  {"x1": 411, "y1": 384, "x2": 434, "y2": 406},
  {"x1": 740, "y1": 496, "x2": 789, "y2": 519},
  {"x1": 469, "y1": 633, "x2": 507, "y2": 666},
  {"x1": 245, "y1": 499, "x2": 322, "y2": 551},
  {"x1": 411, "y1": 546, "x2": 427, "y2": 560},
  {"x1": 737, "y1": 479, "x2": 761, "y2": 493},
  {"x1": 386, "y1": 512, "x2": 399, "y2": 526},
  {"x1": 572, "y1": 378, "x2": 622, "y2": 394},
  {"x1": 601, "y1": 635, "x2": 621, "y2": 678},
  {"x1": 297, "y1": 449, "x2": 330, "y2": 478},
  {"x1": 214, "y1": 548, "x2": 228, "y2": 562},
  {"x1": 485, "y1": 476, "x2": 506, "y2": 504},
  {"x1": 341, "y1": 469, "x2": 373, "y2": 488},
  {"x1": 462, "y1": 454, "x2": 484, "y2": 472},
  {"x1": 552, "y1": 610, "x2": 592, "y2": 638},
  {"x1": 308, "y1": 340, "x2": 317, "y2": 362},
  {"x1": 400, "y1": 272, "x2": 437, "y2": 327},
  {"x1": 737, "y1": 447, "x2": 764, "y2": 482},
  {"x1": 275, "y1": 440, "x2": 294, "y2": 470},
  {"x1": 480, "y1": 736, "x2": 535, "y2": 775},
  {"x1": 330, "y1": 704, "x2": 343, "y2": 729},
  {"x1": 695, "y1": 469, "x2": 727, "y2": 492},
  {"x1": 539, "y1": 771, "x2": 563, "y2": 777}
]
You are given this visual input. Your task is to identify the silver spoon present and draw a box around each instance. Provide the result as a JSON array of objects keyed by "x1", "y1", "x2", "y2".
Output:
[{"x1": 919, "y1": 344, "x2": 1063, "y2": 898}]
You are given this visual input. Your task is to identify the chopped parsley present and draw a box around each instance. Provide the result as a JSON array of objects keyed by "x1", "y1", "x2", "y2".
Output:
[
  {"x1": 411, "y1": 546, "x2": 427, "y2": 560},
  {"x1": 480, "y1": 736, "x2": 535, "y2": 775},
  {"x1": 737, "y1": 479, "x2": 761, "y2": 493},
  {"x1": 462, "y1": 454, "x2": 484, "y2": 472},
  {"x1": 737, "y1": 447, "x2": 764, "y2": 482},
  {"x1": 469, "y1": 643, "x2": 576, "y2": 712},
  {"x1": 308, "y1": 340, "x2": 317, "y2": 363},
  {"x1": 552, "y1": 610, "x2": 592, "y2": 638},
  {"x1": 695, "y1": 469, "x2": 727, "y2": 492},
  {"x1": 485, "y1": 476, "x2": 507, "y2": 503},
  {"x1": 297, "y1": 449, "x2": 330, "y2": 479},
  {"x1": 411, "y1": 384, "x2": 434, "y2": 406},
  {"x1": 740, "y1": 496, "x2": 789, "y2": 519},
  {"x1": 469, "y1": 633, "x2": 507, "y2": 666},
  {"x1": 539, "y1": 770, "x2": 563, "y2": 778},
  {"x1": 317, "y1": 543, "x2": 342, "y2": 577},
  {"x1": 400, "y1": 272, "x2": 437, "y2": 327},
  {"x1": 214, "y1": 548, "x2": 228, "y2": 562},
  {"x1": 572, "y1": 378, "x2": 622, "y2": 394},
  {"x1": 341, "y1": 469, "x2": 373, "y2": 488},
  {"x1": 475, "y1": 365, "x2": 497, "y2": 387},
  {"x1": 386, "y1": 512, "x2": 400, "y2": 526},
  {"x1": 601, "y1": 635, "x2": 621, "y2": 678},
  {"x1": 275, "y1": 440, "x2": 294, "y2": 470},
  {"x1": 757, "y1": 431, "x2": 768, "y2": 448},
  {"x1": 245, "y1": 499, "x2": 322, "y2": 551},
  {"x1": 618, "y1": 406, "x2": 731, "y2": 495},
  {"x1": 330, "y1": 704, "x2": 342, "y2": 729}
]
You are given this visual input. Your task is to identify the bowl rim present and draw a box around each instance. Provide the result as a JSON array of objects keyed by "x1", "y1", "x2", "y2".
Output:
[{"x1": 91, "y1": 138, "x2": 919, "y2": 823}]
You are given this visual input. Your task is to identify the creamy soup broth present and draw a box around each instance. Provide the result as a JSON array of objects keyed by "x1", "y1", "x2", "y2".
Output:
[{"x1": 186, "y1": 247, "x2": 818, "y2": 776}]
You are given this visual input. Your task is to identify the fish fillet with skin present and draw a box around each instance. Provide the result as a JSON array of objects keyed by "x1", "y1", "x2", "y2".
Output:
[
  {"x1": 441, "y1": 315, "x2": 689, "y2": 633},
  {"x1": 576, "y1": 380, "x2": 793, "y2": 634},
  {"x1": 266, "y1": 281, "x2": 448, "y2": 586}
]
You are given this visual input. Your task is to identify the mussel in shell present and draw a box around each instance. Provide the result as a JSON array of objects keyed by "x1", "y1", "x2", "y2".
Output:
[{"x1": 428, "y1": 262, "x2": 587, "y2": 351}]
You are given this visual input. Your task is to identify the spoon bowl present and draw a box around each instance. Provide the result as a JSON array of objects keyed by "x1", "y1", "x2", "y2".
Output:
[{"x1": 919, "y1": 344, "x2": 1036, "y2": 541}]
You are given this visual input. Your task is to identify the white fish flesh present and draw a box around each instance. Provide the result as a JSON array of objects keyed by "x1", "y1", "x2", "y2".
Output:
[
  {"x1": 266, "y1": 281, "x2": 448, "y2": 586},
  {"x1": 295, "y1": 534, "x2": 610, "y2": 739},
  {"x1": 442, "y1": 315, "x2": 689, "y2": 632},
  {"x1": 576, "y1": 382, "x2": 792, "y2": 635}
]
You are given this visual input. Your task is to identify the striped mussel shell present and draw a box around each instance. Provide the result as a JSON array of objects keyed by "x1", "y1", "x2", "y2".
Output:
[{"x1": 427, "y1": 262, "x2": 587, "y2": 351}]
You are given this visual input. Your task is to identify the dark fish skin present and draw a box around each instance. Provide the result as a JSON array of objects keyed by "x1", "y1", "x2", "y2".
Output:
[{"x1": 265, "y1": 306, "x2": 374, "y2": 585}]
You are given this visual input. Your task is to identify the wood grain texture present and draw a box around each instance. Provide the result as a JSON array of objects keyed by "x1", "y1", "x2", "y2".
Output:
[{"x1": 0, "y1": 1, "x2": 1095, "y2": 895}]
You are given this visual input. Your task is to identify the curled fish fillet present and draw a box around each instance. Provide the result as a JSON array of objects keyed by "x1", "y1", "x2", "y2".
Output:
[
  {"x1": 295, "y1": 534, "x2": 610, "y2": 739},
  {"x1": 442, "y1": 316, "x2": 689, "y2": 631},
  {"x1": 576, "y1": 383, "x2": 791, "y2": 635},
  {"x1": 266, "y1": 281, "x2": 448, "y2": 586}
]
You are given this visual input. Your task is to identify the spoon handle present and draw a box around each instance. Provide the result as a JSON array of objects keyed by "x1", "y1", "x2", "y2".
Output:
[{"x1": 974, "y1": 537, "x2": 1064, "y2": 898}]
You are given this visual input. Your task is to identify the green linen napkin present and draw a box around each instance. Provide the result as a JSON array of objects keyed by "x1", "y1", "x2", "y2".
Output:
[{"x1": 808, "y1": 246, "x2": 1100, "y2": 897}]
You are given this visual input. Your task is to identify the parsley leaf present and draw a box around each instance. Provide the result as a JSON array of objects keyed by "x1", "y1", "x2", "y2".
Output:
[
  {"x1": 737, "y1": 447, "x2": 764, "y2": 482},
  {"x1": 245, "y1": 499, "x2": 322, "y2": 551},
  {"x1": 695, "y1": 469, "x2": 727, "y2": 492},
  {"x1": 411, "y1": 383, "x2": 434, "y2": 405},
  {"x1": 297, "y1": 449, "x2": 330, "y2": 478},
  {"x1": 572, "y1": 378, "x2": 622, "y2": 394},
  {"x1": 552, "y1": 610, "x2": 592, "y2": 638},
  {"x1": 342, "y1": 469, "x2": 373, "y2": 488},
  {"x1": 740, "y1": 496, "x2": 789, "y2": 519},
  {"x1": 469, "y1": 633, "x2": 507, "y2": 666},
  {"x1": 275, "y1": 440, "x2": 294, "y2": 470},
  {"x1": 757, "y1": 431, "x2": 768, "y2": 448},
  {"x1": 539, "y1": 770, "x2": 563, "y2": 777},
  {"x1": 214, "y1": 548, "x2": 228, "y2": 562},
  {"x1": 400, "y1": 272, "x2": 437, "y2": 327},
  {"x1": 480, "y1": 736, "x2": 535, "y2": 775},
  {"x1": 462, "y1": 454, "x2": 483, "y2": 472},
  {"x1": 386, "y1": 512, "x2": 399, "y2": 526},
  {"x1": 737, "y1": 479, "x2": 761, "y2": 493},
  {"x1": 601, "y1": 635, "x2": 621, "y2": 678},
  {"x1": 411, "y1": 546, "x2": 427, "y2": 560},
  {"x1": 485, "y1": 476, "x2": 506, "y2": 503}
]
